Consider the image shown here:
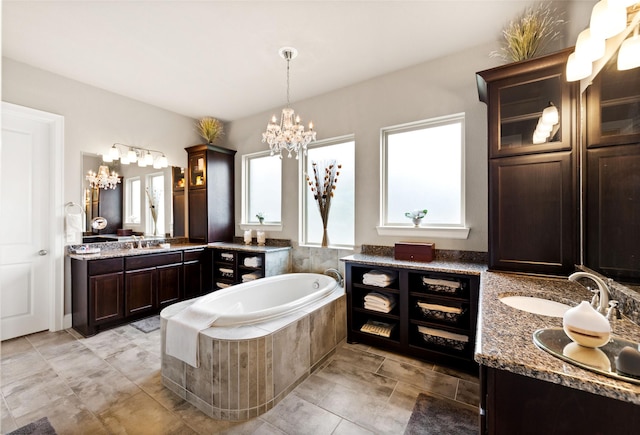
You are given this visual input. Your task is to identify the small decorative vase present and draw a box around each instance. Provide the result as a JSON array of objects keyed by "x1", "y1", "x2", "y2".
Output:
[
  {"x1": 244, "y1": 229, "x2": 252, "y2": 245},
  {"x1": 321, "y1": 227, "x2": 329, "y2": 248},
  {"x1": 257, "y1": 231, "x2": 266, "y2": 246},
  {"x1": 152, "y1": 216, "x2": 158, "y2": 236},
  {"x1": 412, "y1": 217, "x2": 422, "y2": 227}
]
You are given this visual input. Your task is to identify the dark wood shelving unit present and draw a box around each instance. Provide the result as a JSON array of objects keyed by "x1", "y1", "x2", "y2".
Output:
[{"x1": 345, "y1": 261, "x2": 479, "y2": 372}]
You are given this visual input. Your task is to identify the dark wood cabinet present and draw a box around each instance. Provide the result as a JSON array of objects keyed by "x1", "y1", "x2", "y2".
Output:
[
  {"x1": 186, "y1": 144, "x2": 236, "y2": 243},
  {"x1": 345, "y1": 261, "x2": 479, "y2": 372},
  {"x1": 72, "y1": 249, "x2": 203, "y2": 336},
  {"x1": 481, "y1": 366, "x2": 640, "y2": 434},
  {"x1": 584, "y1": 54, "x2": 640, "y2": 284},
  {"x1": 477, "y1": 49, "x2": 578, "y2": 276},
  {"x1": 172, "y1": 166, "x2": 185, "y2": 237},
  {"x1": 209, "y1": 245, "x2": 291, "y2": 290}
]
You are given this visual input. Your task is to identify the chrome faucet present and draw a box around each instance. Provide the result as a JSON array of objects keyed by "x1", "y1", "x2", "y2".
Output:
[
  {"x1": 324, "y1": 268, "x2": 344, "y2": 287},
  {"x1": 131, "y1": 235, "x2": 145, "y2": 249},
  {"x1": 568, "y1": 271, "x2": 610, "y2": 315}
]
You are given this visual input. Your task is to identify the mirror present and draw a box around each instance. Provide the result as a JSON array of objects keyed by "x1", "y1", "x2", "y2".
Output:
[
  {"x1": 581, "y1": 49, "x2": 640, "y2": 290},
  {"x1": 82, "y1": 153, "x2": 184, "y2": 238}
]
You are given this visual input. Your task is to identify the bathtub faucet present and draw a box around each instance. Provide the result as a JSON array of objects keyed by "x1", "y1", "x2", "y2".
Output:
[{"x1": 324, "y1": 268, "x2": 344, "y2": 287}]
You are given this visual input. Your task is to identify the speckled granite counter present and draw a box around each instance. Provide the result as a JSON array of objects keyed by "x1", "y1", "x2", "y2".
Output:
[
  {"x1": 207, "y1": 242, "x2": 291, "y2": 253},
  {"x1": 340, "y1": 253, "x2": 486, "y2": 276},
  {"x1": 477, "y1": 271, "x2": 640, "y2": 405},
  {"x1": 68, "y1": 242, "x2": 208, "y2": 260}
]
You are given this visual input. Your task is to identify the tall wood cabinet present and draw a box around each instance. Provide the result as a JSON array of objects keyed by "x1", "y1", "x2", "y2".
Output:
[
  {"x1": 477, "y1": 49, "x2": 578, "y2": 276},
  {"x1": 172, "y1": 166, "x2": 185, "y2": 237},
  {"x1": 186, "y1": 144, "x2": 236, "y2": 243},
  {"x1": 584, "y1": 54, "x2": 640, "y2": 283}
]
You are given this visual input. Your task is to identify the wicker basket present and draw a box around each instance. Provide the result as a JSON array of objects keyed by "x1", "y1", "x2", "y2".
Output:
[
  {"x1": 421, "y1": 277, "x2": 463, "y2": 295},
  {"x1": 421, "y1": 333, "x2": 467, "y2": 351}
]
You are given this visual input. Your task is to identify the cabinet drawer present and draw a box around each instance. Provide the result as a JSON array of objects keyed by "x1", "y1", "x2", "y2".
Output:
[
  {"x1": 88, "y1": 258, "x2": 123, "y2": 276},
  {"x1": 125, "y1": 252, "x2": 183, "y2": 270},
  {"x1": 184, "y1": 249, "x2": 205, "y2": 262}
]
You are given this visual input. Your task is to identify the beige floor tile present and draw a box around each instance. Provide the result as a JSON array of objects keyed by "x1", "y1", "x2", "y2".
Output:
[
  {"x1": 0, "y1": 349, "x2": 49, "y2": 385},
  {"x1": 14, "y1": 395, "x2": 108, "y2": 435},
  {"x1": 98, "y1": 390, "x2": 196, "y2": 434},
  {"x1": 291, "y1": 374, "x2": 337, "y2": 405},
  {"x1": 364, "y1": 346, "x2": 436, "y2": 371},
  {"x1": 1, "y1": 396, "x2": 17, "y2": 433},
  {"x1": 137, "y1": 372, "x2": 187, "y2": 412},
  {"x1": 433, "y1": 364, "x2": 479, "y2": 383},
  {"x1": 455, "y1": 378, "x2": 480, "y2": 407},
  {"x1": 332, "y1": 419, "x2": 375, "y2": 435},
  {"x1": 316, "y1": 359, "x2": 397, "y2": 398},
  {"x1": 0, "y1": 337, "x2": 33, "y2": 359},
  {"x1": 262, "y1": 392, "x2": 341, "y2": 435},
  {"x1": 2, "y1": 368, "x2": 74, "y2": 419},
  {"x1": 317, "y1": 383, "x2": 388, "y2": 430},
  {"x1": 36, "y1": 339, "x2": 87, "y2": 361},
  {"x1": 105, "y1": 346, "x2": 161, "y2": 385},
  {"x1": 67, "y1": 365, "x2": 141, "y2": 415},
  {"x1": 376, "y1": 359, "x2": 458, "y2": 398},
  {"x1": 47, "y1": 346, "x2": 111, "y2": 380},
  {"x1": 330, "y1": 345, "x2": 385, "y2": 372},
  {"x1": 25, "y1": 330, "x2": 76, "y2": 351},
  {"x1": 80, "y1": 329, "x2": 137, "y2": 359}
]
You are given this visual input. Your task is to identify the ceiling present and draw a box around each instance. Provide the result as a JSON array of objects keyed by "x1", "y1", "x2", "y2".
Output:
[{"x1": 3, "y1": 1, "x2": 582, "y2": 121}]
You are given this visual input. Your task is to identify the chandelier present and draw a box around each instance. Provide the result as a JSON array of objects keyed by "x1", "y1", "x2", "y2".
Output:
[
  {"x1": 262, "y1": 47, "x2": 316, "y2": 159},
  {"x1": 86, "y1": 165, "x2": 120, "y2": 190}
]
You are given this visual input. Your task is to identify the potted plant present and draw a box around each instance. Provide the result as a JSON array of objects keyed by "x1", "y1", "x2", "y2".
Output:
[
  {"x1": 196, "y1": 117, "x2": 224, "y2": 144},
  {"x1": 256, "y1": 212, "x2": 265, "y2": 224},
  {"x1": 405, "y1": 209, "x2": 428, "y2": 227}
]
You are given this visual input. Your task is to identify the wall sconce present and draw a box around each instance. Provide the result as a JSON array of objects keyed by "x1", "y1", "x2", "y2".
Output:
[
  {"x1": 567, "y1": 0, "x2": 640, "y2": 81},
  {"x1": 101, "y1": 143, "x2": 169, "y2": 169}
]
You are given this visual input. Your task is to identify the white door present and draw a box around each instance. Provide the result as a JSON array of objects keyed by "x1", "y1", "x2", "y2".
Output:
[{"x1": 1, "y1": 105, "x2": 58, "y2": 339}]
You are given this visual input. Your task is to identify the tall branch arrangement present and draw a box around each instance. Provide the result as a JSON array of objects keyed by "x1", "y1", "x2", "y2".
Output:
[{"x1": 305, "y1": 160, "x2": 341, "y2": 247}]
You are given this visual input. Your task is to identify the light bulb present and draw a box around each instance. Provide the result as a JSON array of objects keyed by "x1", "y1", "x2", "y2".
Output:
[
  {"x1": 575, "y1": 28, "x2": 606, "y2": 62},
  {"x1": 144, "y1": 151, "x2": 154, "y2": 165},
  {"x1": 102, "y1": 153, "x2": 113, "y2": 163},
  {"x1": 618, "y1": 28, "x2": 640, "y2": 71},
  {"x1": 158, "y1": 154, "x2": 169, "y2": 168},
  {"x1": 127, "y1": 148, "x2": 137, "y2": 163},
  {"x1": 541, "y1": 103, "x2": 559, "y2": 126},
  {"x1": 590, "y1": 0, "x2": 627, "y2": 40},
  {"x1": 566, "y1": 52, "x2": 593, "y2": 82}
]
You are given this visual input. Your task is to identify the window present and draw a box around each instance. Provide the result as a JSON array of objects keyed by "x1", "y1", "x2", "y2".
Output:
[
  {"x1": 241, "y1": 151, "x2": 282, "y2": 227},
  {"x1": 147, "y1": 173, "x2": 165, "y2": 236},
  {"x1": 125, "y1": 177, "x2": 141, "y2": 224},
  {"x1": 301, "y1": 136, "x2": 355, "y2": 247},
  {"x1": 380, "y1": 113, "x2": 469, "y2": 238}
]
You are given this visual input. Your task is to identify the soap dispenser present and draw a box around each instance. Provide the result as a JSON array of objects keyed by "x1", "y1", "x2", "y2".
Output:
[{"x1": 562, "y1": 301, "x2": 611, "y2": 348}]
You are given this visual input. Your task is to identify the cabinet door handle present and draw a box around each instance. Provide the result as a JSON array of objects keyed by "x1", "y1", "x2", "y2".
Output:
[{"x1": 38, "y1": 249, "x2": 48, "y2": 256}]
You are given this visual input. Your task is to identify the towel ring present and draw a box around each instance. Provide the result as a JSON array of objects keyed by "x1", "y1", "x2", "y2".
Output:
[{"x1": 65, "y1": 202, "x2": 84, "y2": 215}]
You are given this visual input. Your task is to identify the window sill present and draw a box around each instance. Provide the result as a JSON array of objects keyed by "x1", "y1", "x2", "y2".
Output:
[
  {"x1": 239, "y1": 223, "x2": 283, "y2": 232},
  {"x1": 376, "y1": 226, "x2": 470, "y2": 239}
]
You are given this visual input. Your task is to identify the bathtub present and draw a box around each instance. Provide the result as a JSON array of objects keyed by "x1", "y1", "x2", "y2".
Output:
[
  {"x1": 190, "y1": 272, "x2": 338, "y2": 327},
  {"x1": 160, "y1": 273, "x2": 346, "y2": 420}
]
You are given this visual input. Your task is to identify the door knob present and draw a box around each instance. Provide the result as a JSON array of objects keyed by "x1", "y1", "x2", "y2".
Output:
[{"x1": 38, "y1": 250, "x2": 48, "y2": 256}]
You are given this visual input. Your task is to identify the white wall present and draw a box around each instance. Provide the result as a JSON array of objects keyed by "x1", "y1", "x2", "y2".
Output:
[
  {"x1": 2, "y1": 58, "x2": 202, "y2": 210},
  {"x1": 226, "y1": 41, "x2": 498, "y2": 252}
]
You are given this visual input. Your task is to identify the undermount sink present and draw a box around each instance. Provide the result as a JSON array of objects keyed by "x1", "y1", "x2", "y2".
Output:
[{"x1": 499, "y1": 295, "x2": 572, "y2": 318}]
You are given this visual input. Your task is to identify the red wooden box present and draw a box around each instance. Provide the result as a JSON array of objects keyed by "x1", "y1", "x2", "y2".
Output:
[{"x1": 394, "y1": 242, "x2": 435, "y2": 262}]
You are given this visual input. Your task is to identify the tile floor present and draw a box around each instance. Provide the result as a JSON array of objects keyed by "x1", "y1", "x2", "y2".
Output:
[{"x1": 1, "y1": 324, "x2": 479, "y2": 434}]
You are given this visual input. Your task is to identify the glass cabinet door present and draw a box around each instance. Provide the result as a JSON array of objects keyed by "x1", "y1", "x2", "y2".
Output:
[
  {"x1": 189, "y1": 152, "x2": 206, "y2": 189},
  {"x1": 172, "y1": 166, "x2": 185, "y2": 191},
  {"x1": 587, "y1": 53, "x2": 640, "y2": 147},
  {"x1": 490, "y1": 67, "x2": 572, "y2": 158}
]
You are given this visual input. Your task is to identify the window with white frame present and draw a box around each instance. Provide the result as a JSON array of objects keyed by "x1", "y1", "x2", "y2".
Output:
[
  {"x1": 147, "y1": 173, "x2": 165, "y2": 236},
  {"x1": 301, "y1": 136, "x2": 355, "y2": 247},
  {"x1": 125, "y1": 177, "x2": 141, "y2": 224},
  {"x1": 380, "y1": 113, "x2": 467, "y2": 235},
  {"x1": 242, "y1": 151, "x2": 282, "y2": 225}
]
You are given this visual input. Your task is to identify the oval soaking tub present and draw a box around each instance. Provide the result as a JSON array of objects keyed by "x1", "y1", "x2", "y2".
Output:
[{"x1": 160, "y1": 273, "x2": 346, "y2": 421}]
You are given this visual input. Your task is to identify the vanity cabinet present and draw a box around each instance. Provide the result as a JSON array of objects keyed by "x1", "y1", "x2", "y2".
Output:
[
  {"x1": 186, "y1": 144, "x2": 236, "y2": 244},
  {"x1": 584, "y1": 55, "x2": 640, "y2": 284},
  {"x1": 209, "y1": 244, "x2": 291, "y2": 290},
  {"x1": 345, "y1": 260, "x2": 479, "y2": 372},
  {"x1": 481, "y1": 366, "x2": 640, "y2": 434},
  {"x1": 477, "y1": 49, "x2": 578, "y2": 276},
  {"x1": 72, "y1": 257, "x2": 125, "y2": 337},
  {"x1": 124, "y1": 252, "x2": 183, "y2": 316},
  {"x1": 72, "y1": 248, "x2": 213, "y2": 337}
]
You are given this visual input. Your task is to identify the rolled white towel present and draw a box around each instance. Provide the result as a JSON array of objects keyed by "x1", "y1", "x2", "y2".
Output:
[
  {"x1": 243, "y1": 256, "x2": 263, "y2": 268},
  {"x1": 364, "y1": 301, "x2": 396, "y2": 313},
  {"x1": 364, "y1": 292, "x2": 396, "y2": 307},
  {"x1": 363, "y1": 270, "x2": 398, "y2": 282}
]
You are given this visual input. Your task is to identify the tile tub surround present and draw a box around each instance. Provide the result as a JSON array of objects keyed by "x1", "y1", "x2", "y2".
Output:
[
  {"x1": 477, "y1": 272, "x2": 640, "y2": 405},
  {"x1": 160, "y1": 287, "x2": 346, "y2": 420}
]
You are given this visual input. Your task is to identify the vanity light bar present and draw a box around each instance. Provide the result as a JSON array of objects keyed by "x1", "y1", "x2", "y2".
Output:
[{"x1": 102, "y1": 143, "x2": 169, "y2": 168}]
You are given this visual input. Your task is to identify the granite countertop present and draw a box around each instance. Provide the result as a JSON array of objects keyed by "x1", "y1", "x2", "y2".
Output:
[
  {"x1": 477, "y1": 271, "x2": 640, "y2": 405},
  {"x1": 68, "y1": 243, "x2": 208, "y2": 260},
  {"x1": 208, "y1": 242, "x2": 292, "y2": 253},
  {"x1": 340, "y1": 254, "x2": 487, "y2": 275}
]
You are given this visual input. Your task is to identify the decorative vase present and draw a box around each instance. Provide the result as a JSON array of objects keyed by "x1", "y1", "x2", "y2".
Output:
[
  {"x1": 321, "y1": 227, "x2": 329, "y2": 247},
  {"x1": 244, "y1": 229, "x2": 252, "y2": 245},
  {"x1": 152, "y1": 215, "x2": 158, "y2": 236},
  {"x1": 412, "y1": 217, "x2": 422, "y2": 227}
]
